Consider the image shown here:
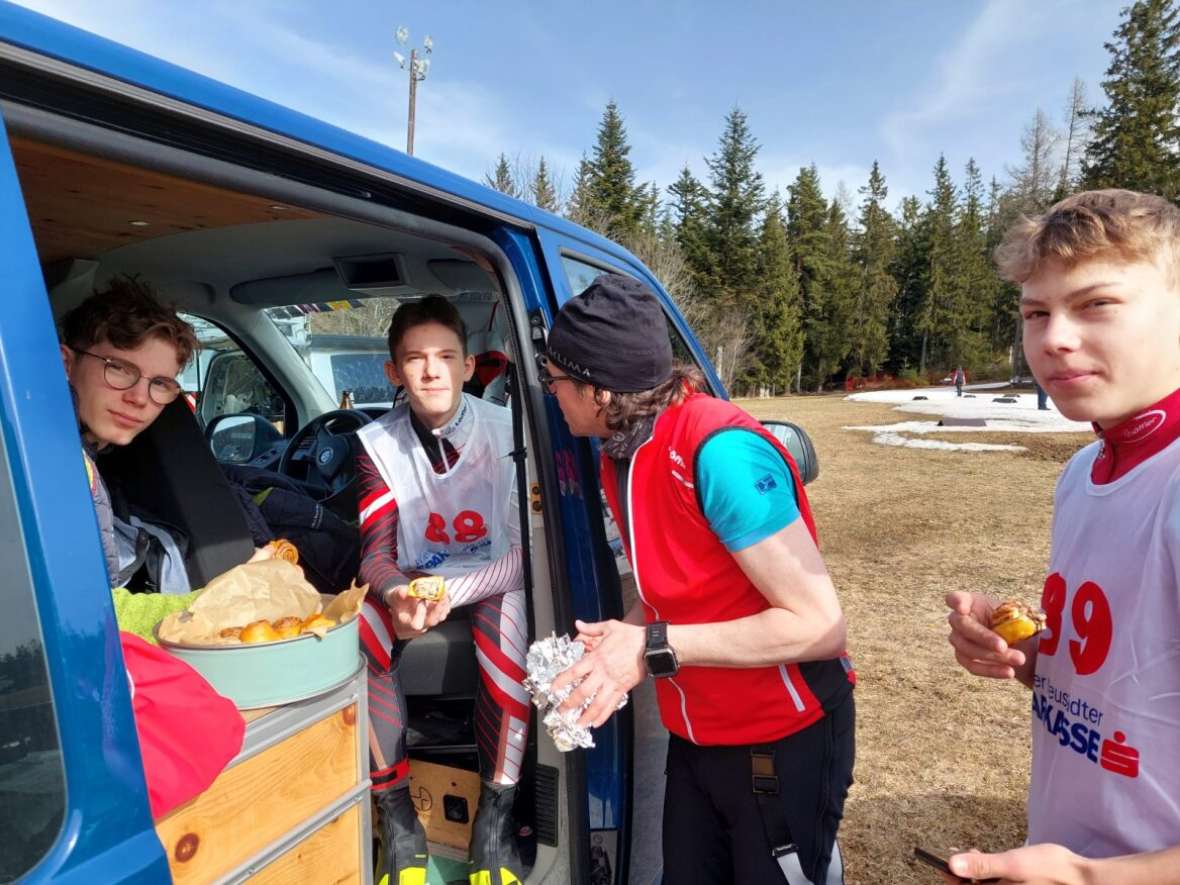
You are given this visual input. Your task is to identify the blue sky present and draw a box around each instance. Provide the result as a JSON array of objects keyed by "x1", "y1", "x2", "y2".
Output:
[{"x1": 12, "y1": 0, "x2": 1124, "y2": 213}]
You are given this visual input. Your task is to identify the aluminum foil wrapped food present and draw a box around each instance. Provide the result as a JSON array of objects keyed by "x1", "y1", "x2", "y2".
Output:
[{"x1": 523, "y1": 633, "x2": 627, "y2": 752}]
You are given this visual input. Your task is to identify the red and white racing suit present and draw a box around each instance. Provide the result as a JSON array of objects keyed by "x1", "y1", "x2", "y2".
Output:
[{"x1": 355, "y1": 394, "x2": 529, "y2": 791}]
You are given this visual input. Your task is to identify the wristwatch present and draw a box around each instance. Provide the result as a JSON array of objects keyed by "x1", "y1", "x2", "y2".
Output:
[{"x1": 644, "y1": 621, "x2": 679, "y2": 678}]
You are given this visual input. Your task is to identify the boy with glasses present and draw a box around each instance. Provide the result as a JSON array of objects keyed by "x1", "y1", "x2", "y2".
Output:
[{"x1": 60, "y1": 276, "x2": 201, "y2": 593}]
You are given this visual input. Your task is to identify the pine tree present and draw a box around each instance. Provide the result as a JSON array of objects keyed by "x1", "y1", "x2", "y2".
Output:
[
  {"x1": 485, "y1": 153, "x2": 518, "y2": 198},
  {"x1": 1083, "y1": 0, "x2": 1180, "y2": 197},
  {"x1": 566, "y1": 154, "x2": 595, "y2": 226},
  {"x1": 746, "y1": 193, "x2": 804, "y2": 393},
  {"x1": 636, "y1": 181, "x2": 661, "y2": 236},
  {"x1": 586, "y1": 101, "x2": 643, "y2": 239},
  {"x1": 667, "y1": 166, "x2": 714, "y2": 291},
  {"x1": 850, "y1": 161, "x2": 897, "y2": 376},
  {"x1": 531, "y1": 157, "x2": 559, "y2": 212},
  {"x1": 787, "y1": 165, "x2": 833, "y2": 389},
  {"x1": 951, "y1": 159, "x2": 995, "y2": 366},
  {"x1": 704, "y1": 108, "x2": 765, "y2": 306},
  {"x1": 987, "y1": 176, "x2": 1023, "y2": 374},
  {"x1": 919, "y1": 155, "x2": 958, "y2": 374},
  {"x1": 809, "y1": 198, "x2": 856, "y2": 388},
  {"x1": 889, "y1": 195, "x2": 928, "y2": 373}
]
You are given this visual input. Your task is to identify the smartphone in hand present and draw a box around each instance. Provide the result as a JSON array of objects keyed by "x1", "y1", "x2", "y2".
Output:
[{"x1": 913, "y1": 847, "x2": 1000, "y2": 883}]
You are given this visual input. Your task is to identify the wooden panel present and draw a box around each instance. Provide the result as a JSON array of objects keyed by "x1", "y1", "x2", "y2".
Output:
[
  {"x1": 156, "y1": 704, "x2": 358, "y2": 883},
  {"x1": 9, "y1": 137, "x2": 319, "y2": 263},
  {"x1": 409, "y1": 759, "x2": 481, "y2": 854},
  {"x1": 242, "y1": 707, "x2": 276, "y2": 724},
  {"x1": 249, "y1": 803, "x2": 362, "y2": 885}
]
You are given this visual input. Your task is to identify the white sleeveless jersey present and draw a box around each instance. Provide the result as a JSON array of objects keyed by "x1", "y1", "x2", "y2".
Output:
[
  {"x1": 1027, "y1": 438, "x2": 1180, "y2": 857},
  {"x1": 357, "y1": 394, "x2": 518, "y2": 578}
]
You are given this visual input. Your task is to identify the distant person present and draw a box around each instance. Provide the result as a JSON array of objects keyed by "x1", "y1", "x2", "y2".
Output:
[
  {"x1": 1035, "y1": 380, "x2": 1051, "y2": 410},
  {"x1": 945, "y1": 190, "x2": 1180, "y2": 883},
  {"x1": 545, "y1": 274, "x2": 855, "y2": 885},
  {"x1": 953, "y1": 365, "x2": 966, "y2": 397}
]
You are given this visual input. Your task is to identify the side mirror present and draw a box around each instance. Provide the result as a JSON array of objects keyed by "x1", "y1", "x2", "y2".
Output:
[
  {"x1": 761, "y1": 420, "x2": 819, "y2": 485},
  {"x1": 205, "y1": 413, "x2": 279, "y2": 463}
]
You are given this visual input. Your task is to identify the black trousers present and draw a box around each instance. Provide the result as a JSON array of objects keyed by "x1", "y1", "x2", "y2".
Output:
[{"x1": 662, "y1": 694, "x2": 855, "y2": 884}]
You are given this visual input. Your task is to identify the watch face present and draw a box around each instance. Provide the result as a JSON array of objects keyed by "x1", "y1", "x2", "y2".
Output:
[{"x1": 645, "y1": 648, "x2": 678, "y2": 677}]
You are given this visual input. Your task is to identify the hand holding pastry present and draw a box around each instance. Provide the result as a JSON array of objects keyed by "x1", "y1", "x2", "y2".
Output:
[
  {"x1": 946, "y1": 591, "x2": 1029, "y2": 680},
  {"x1": 384, "y1": 581, "x2": 451, "y2": 639}
]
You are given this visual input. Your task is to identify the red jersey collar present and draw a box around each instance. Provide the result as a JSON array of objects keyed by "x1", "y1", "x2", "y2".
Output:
[{"x1": 1091, "y1": 387, "x2": 1180, "y2": 484}]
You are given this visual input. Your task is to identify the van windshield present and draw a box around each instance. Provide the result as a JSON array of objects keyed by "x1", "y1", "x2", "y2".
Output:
[
  {"x1": 264, "y1": 292, "x2": 506, "y2": 409},
  {"x1": 265, "y1": 300, "x2": 400, "y2": 407}
]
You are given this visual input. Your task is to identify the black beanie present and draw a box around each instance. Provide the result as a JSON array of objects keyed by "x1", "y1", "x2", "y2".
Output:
[{"x1": 545, "y1": 274, "x2": 673, "y2": 393}]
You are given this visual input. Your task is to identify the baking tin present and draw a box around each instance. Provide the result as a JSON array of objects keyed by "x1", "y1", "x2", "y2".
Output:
[{"x1": 156, "y1": 615, "x2": 361, "y2": 710}]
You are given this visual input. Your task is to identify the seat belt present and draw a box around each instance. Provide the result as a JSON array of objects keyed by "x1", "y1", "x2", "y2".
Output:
[{"x1": 751, "y1": 745, "x2": 844, "y2": 885}]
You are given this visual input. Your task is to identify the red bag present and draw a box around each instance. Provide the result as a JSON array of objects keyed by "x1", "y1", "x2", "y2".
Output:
[{"x1": 120, "y1": 632, "x2": 245, "y2": 818}]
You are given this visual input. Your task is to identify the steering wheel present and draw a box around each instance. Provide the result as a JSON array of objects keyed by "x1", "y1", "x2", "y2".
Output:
[{"x1": 278, "y1": 409, "x2": 373, "y2": 496}]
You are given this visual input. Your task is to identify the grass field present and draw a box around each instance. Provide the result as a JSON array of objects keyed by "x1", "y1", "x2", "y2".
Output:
[{"x1": 731, "y1": 394, "x2": 1093, "y2": 885}]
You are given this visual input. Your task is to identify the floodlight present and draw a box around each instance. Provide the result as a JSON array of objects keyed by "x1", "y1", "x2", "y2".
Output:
[
  {"x1": 424, "y1": 35, "x2": 433, "y2": 52},
  {"x1": 395, "y1": 26, "x2": 409, "y2": 45},
  {"x1": 394, "y1": 51, "x2": 406, "y2": 68}
]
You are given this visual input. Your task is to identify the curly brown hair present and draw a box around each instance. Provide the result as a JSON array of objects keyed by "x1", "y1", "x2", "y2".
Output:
[
  {"x1": 60, "y1": 275, "x2": 199, "y2": 367},
  {"x1": 579, "y1": 363, "x2": 708, "y2": 436}
]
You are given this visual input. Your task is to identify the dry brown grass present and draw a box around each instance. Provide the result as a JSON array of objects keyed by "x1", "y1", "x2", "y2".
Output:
[{"x1": 732, "y1": 394, "x2": 1092, "y2": 885}]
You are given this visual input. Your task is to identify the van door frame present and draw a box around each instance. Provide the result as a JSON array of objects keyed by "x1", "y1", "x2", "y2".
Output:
[
  {"x1": 0, "y1": 109, "x2": 169, "y2": 882},
  {"x1": 529, "y1": 227, "x2": 722, "y2": 885},
  {"x1": 1, "y1": 98, "x2": 595, "y2": 883}
]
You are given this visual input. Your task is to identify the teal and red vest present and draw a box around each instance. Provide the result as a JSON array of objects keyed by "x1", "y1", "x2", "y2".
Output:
[{"x1": 601, "y1": 394, "x2": 854, "y2": 745}]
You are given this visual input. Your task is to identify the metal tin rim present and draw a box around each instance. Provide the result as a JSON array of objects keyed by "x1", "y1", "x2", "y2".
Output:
[{"x1": 152, "y1": 615, "x2": 355, "y2": 651}]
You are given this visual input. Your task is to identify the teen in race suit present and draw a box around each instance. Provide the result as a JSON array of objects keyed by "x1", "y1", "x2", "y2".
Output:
[{"x1": 357, "y1": 296, "x2": 527, "y2": 885}]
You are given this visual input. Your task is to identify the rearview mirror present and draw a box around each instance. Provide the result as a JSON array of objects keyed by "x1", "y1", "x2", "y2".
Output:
[{"x1": 761, "y1": 421, "x2": 819, "y2": 485}]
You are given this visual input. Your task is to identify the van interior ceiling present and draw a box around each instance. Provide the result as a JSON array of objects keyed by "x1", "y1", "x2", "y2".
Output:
[{"x1": 10, "y1": 135, "x2": 503, "y2": 314}]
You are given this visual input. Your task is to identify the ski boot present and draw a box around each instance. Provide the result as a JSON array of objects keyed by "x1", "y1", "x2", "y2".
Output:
[
  {"x1": 468, "y1": 782, "x2": 523, "y2": 885},
  {"x1": 376, "y1": 786, "x2": 428, "y2": 885}
]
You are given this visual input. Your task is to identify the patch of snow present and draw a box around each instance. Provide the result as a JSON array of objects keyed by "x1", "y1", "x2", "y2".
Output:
[
  {"x1": 845, "y1": 387, "x2": 1091, "y2": 433},
  {"x1": 869, "y1": 431, "x2": 1025, "y2": 453},
  {"x1": 845, "y1": 420, "x2": 1069, "y2": 435}
]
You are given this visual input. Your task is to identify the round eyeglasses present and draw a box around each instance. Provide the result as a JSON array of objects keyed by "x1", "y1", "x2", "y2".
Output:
[{"x1": 73, "y1": 349, "x2": 183, "y2": 405}]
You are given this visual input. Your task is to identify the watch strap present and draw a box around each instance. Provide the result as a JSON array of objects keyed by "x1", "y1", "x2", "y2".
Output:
[{"x1": 646, "y1": 620, "x2": 669, "y2": 651}]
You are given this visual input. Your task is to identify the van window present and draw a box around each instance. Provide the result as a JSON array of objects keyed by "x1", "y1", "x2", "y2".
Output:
[
  {"x1": 179, "y1": 314, "x2": 287, "y2": 431},
  {"x1": 265, "y1": 293, "x2": 506, "y2": 409},
  {"x1": 0, "y1": 432, "x2": 66, "y2": 880},
  {"x1": 559, "y1": 255, "x2": 703, "y2": 369},
  {"x1": 266, "y1": 299, "x2": 400, "y2": 408}
]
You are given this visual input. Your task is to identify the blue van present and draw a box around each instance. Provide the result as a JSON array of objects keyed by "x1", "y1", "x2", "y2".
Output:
[{"x1": 0, "y1": 4, "x2": 817, "y2": 883}]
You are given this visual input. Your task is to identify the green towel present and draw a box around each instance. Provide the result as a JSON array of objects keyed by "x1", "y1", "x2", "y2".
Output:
[{"x1": 111, "y1": 587, "x2": 202, "y2": 643}]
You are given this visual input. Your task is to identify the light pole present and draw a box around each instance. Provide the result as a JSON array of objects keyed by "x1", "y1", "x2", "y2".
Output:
[{"x1": 394, "y1": 27, "x2": 432, "y2": 156}]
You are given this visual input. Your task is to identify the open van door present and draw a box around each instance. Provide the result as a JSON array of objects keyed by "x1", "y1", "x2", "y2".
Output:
[
  {"x1": 526, "y1": 226, "x2": 728, "y2": 885},
  {"x1": 0, "y1": 113, "x2": 168, "y2": 882}
]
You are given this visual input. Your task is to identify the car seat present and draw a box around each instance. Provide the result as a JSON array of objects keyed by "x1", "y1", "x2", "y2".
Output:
[{"x1": 97, "y1": 399, "x2": 256, "y2": 588}]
